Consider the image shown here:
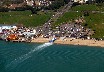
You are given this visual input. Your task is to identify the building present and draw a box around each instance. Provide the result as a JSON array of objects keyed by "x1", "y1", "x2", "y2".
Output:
[
  {"x1": 24, "y1": 0, "x2": 35, "y2": 6},
  {"x1": 0, "y1": 1, "x2": 3, "y2": 6},
  {"x1": 72, "y1": 0, "x2": 88, "y2": 3},
  {"x1": 34, "y1": 0, "x2": 53, "y2": 7},
  {"x1": 8, "y1": 3, "x2": 26, "y2": 9},
  {"x1": 72, "y1": 0, "x2": 95, "y2": 3}
]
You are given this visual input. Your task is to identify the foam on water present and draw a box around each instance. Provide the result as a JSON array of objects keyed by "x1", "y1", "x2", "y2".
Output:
[{"x1": 6, "y1": 42, "x2": 53, "y2": 70}]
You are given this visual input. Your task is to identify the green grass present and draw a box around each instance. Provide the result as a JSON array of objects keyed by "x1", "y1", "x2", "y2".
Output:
[
  {"x1": 97, "y1": 6, "x2": 104, "y2": 11},
  {"x1": 0, "y1": 11, "x2": 52, "y2": 27},
  {"x1": 84, "y1": 13, "x2": 104, "y2": 38},
  {"x1": 72, "y1": 4, "x2": 99, "y2": 11},
  {"x1": 54, "y1": 4, "x2": 104, "y2": 38},
  {"x1": 54, "y1": 12, "x2": 82, "y2": 27}
]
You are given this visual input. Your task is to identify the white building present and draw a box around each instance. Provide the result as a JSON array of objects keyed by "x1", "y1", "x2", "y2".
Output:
[
  {"x1": 0, "y1": 25, "x2": 17, "y2": 30},
  {"x1": 72, "y1": 0, "x2": 89, "y2": 3},
  {"x1": 24, "y1": 0, "x2": 35, "y2": 6},
  {"x1": 35, "y1": 0, "x2": 52, "y2": 6}
]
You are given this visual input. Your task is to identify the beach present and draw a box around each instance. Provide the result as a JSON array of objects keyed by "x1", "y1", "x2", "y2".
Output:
[{"x1": 31, "y1": 37, "x2": 104, "y2": 47}]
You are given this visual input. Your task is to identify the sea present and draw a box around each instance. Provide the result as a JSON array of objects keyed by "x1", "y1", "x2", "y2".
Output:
[{"x1": 0, "y1": 41, "x2": 104, "y2": 72}]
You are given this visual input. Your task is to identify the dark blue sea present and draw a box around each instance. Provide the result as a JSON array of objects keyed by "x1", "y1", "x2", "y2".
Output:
[{"x1": 0, "y1": 41, "x2": 104, "y2": 72}]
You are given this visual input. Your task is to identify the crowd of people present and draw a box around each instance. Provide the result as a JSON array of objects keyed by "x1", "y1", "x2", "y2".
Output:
[
  {"x1": 0, "y1": 25, "x2": 36, "y2": 42},
  {"x1": 59, "y1": 23, "x2": 93, "y2": 38}
]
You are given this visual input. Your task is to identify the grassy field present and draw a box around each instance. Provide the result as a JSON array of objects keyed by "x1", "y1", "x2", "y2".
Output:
[
  {"x1": 53, "y1": 12, "x2": 82, "y2": 27},
  {"x1": 54, "y1": 4, "x2": 104, "y2": 38},
  {"x1": 97, "y1": 3, "x2": 104, "y2": 11},
  {"x1": 72, "y1": 4, "x2": 99, "y2": 11},
  {"x1": 0, "y1": 11, "x2": 52, "y2": 27},
  {"x1": 72, "y1": 4, "x2": 104, "y2": 11},
  {"x1": 84, "y1": 13, "x2": 104, "y2": 38}
]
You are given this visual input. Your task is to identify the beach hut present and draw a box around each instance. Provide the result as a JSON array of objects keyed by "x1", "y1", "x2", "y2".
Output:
[
  {"x1": 1, "y1": 25, "x2": 17, "y2": 30},
  {"x1": 1, "y1": 26, "x2": 11, "y2": 30}
]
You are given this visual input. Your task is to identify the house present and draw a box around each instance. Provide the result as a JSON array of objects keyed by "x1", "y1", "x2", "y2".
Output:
[
  {"x1": 0, "y1": 25, "x2": 17, "y2": 30},
  {"x1": 34, "y1": 0, "x2": 53, "y2": 7},
  {"x1": 25, "y1": 0, "x2": 35, "y2": 6},
  {"x1": 71, "y1": 0, "x2": 94, "y2": 3},
  {"x1": 8, "y1": 3, "x2": 26, "y2": 9},
  {"x1": 0, "y1": 1, "x2": 3, "y2": 6}
]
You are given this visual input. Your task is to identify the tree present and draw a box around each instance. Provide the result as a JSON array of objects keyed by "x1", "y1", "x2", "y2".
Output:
[
  {"x1": 48, "y1": 0, "x2": 65, "y2": 10},
  {"x1": 3, "y1": 0, "x2": 24, "y2": 4},
  {"x1": 26, "y1": 5, "x2": 37, "y2": 14},
  {"x1": 95, "y1": 0, "x2": 104, "y2": 3},
  {"x1": 64, "y1": 0, "x2": 70, "y2": 4}
]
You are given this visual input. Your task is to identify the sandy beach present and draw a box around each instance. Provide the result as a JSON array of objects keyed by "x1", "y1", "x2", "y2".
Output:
[{"x1": 31, "y1": 37, "x2": 104, "y2": 47}]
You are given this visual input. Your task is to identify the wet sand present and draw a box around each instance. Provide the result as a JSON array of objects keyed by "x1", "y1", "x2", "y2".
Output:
[{"x1": 31, "y1": 37, "x2": 104, "y2": 47}]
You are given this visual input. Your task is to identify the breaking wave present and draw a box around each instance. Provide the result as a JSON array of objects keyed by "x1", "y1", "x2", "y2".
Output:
[{"x1": 6, "y1": 42, "x2": 53, "y2": 69}]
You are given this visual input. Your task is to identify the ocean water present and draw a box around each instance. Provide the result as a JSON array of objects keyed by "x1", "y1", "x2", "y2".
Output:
[{"x1": 0, "y1": 41, "x2": 104, "y2": 72}]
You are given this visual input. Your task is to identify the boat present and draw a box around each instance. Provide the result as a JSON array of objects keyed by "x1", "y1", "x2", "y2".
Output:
[{"x1": 49, "y1": 37, "x2": 56, "y2": 43}]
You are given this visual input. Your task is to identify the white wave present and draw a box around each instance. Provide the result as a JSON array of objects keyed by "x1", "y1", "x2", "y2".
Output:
[{"x1": 6, "y1": 42, "x2": 53, "y2": 69}]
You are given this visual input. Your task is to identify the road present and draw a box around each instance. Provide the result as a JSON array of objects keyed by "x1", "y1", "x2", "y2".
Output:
[
  {"x1": 41, "y1": 2, "x2": 73, "y2": 34},
  {"x1": 46, "y1": 2, "x2": 73, "y2": 25}
]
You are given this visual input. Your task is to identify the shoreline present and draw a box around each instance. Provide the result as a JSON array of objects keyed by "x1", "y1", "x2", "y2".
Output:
[{"x1": 31, "y1": 37, "x2": 104, "y2": 47}]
